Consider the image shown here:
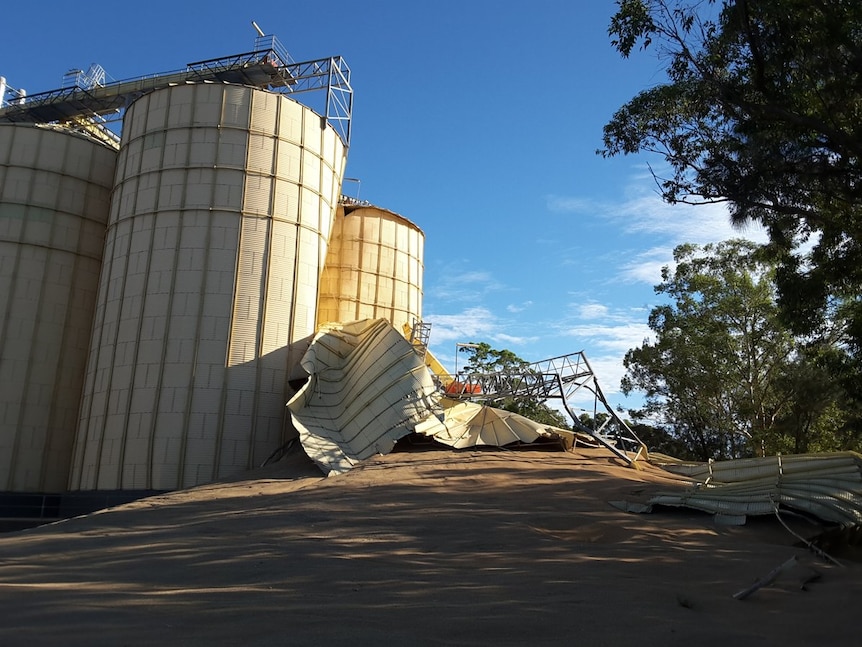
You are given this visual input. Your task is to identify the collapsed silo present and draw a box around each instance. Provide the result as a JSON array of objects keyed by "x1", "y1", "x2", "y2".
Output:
[
  {"x1": 0, "y1": 124, "x2": 117, "y2": 492},
  {"x1": 317, "y1": 203, "x2": 424, "y2": 334},
  {"x1": 70, "y1": 83, "x2": 346, "y2": 491}
]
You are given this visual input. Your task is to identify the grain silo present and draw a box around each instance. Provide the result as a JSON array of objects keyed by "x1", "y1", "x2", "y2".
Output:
[
  {"x1": 317, "y1": 203, "x2": 424, "y2": 334},
  {"x1": 0, "y1": 124, "x2": 116, "y2": 492},
  {"x1": 70, "y1": 83, "x2": 347, "y2": 491}
]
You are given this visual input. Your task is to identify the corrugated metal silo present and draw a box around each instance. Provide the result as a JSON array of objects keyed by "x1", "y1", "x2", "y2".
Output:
[
  {"x1": 317, "y1": 204, "x2": 424, "y2": 334},
  {"x1": 0, "y1": 124, "x2": 116, "y2": 492},
  {"x1": 70, "y1": 83, "x2": 346, "y2": 491}
]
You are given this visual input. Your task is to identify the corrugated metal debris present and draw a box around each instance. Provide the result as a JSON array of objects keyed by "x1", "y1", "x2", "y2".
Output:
[
  {"x1": 617, "y1": 452, "x2": 862, "y2": 526},
  {"x1": 287, "y1": 318, "x2": 441, "y2": 475},
  {"x1": 415, "y1": 398, "x2": 579, "y2": 450},
  {"x1": 288, "y1": 318, "x2": 586, "y2": 475}
]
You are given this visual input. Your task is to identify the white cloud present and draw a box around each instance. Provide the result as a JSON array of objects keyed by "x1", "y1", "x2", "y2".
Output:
[
  {"x1": 506, "y1": 300, "x2": 533, "y2": 313},
  {"x1": 612, "y1": 192, "x2": 768, "y2": 246},
  {"x1": 548, "y1": 176, "x2": 770, "y2": 286},
  {"x1": 616, "y1": 246, "x2": 674, "y2": 284},
  {"x1": 494, "y1": 332, "x2": 538, "y2": 346},
  {"x1": 561, "y1": 321, "x2": 653, "y2": 355},
  {"x1": 426, "y1": 264, "x2": 509, "y2": 303},
  {"x1": 424, "y1": 307, "x2": 498, "y2": 344},
  {"x1": 576, "y1": 302, "x2": 609, "y2": 319},
  {"x1": 555, "y1": 313, "x2": 654, "y2": 407}
]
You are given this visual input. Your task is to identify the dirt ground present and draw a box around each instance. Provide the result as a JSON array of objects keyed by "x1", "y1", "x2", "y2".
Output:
[{"x1": 1, "y1": 446, "x2": 859, "y2": 646}]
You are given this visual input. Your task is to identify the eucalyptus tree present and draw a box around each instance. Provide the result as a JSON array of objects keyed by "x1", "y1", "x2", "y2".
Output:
[
  {"x1": 601, "y1": 0, "x2": 862, "y2": 359},
  {"x1": 622, "y1": 240, "x2": 798, "y2": 459}
]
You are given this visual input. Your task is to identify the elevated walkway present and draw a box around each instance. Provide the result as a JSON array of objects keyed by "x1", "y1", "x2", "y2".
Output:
[{"x1": 0, "y1": 33, "x2": 353, "y2": 145}]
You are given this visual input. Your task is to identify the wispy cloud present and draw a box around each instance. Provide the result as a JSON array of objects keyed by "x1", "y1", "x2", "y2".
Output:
[
  {"x1": 425, "y1": 307, "x2": 499, "y2": 344},
  {"x1": 561, "y1": 321, "x2": 653, "y2": 355},
  {"x1": 426, "y1": 264, "x2": 509, "y2": 303},
  {"x1": 506, "y1": 300, "x2": 533, "y2": 313},
  {"x1": 548, "y1": 175, "x2": 769, "y2": 286},
  {"x1": 617, "y1": 246, "x2": 673, "y2": 284},
  {"x1": 576, "y1": 302, "x2": 609, "y2": 319}
]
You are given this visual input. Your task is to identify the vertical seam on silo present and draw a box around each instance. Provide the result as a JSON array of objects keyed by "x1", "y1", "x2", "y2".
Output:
[
  {"x1": 120, "y1": 99, "x2": 171, "y2": 490},
  {"x1": 145, "y1": 90, "x2": 187, "y2": 491},
  {"x1": 70, "y1": 160, "x2": 120, "y2": 490},
  {"x1": 213, "y1": 86, "x2": 245, "y2": 481},
  {"x1": 147, "y1": 195, "x2": 183, "y2": 490},
  {"x1": 68, "y1": 135, "x2": 121, "y2": 490},
  {"x1": 375, "y1": 214, "x2": 386, "y2": 320},
  {"x1": 39, "y1": 135, "x2": 85, "y2": 491},
  {"x1": 356, "y1": 211, "x2": 366, "y2": 320},
  {"x1": 118, "y1": 209, "x2": 157, "y2": 489},
  {"x1": 177, "y1": 99, "x2": 217, "y2": 489},
  {"x1": 285, "y1": 104, "x2": 304, "y2": 379},
  {"x1": 213, "y1": 209, "x2": 238, "y2": 481},
  {"x1": 246, "y1": 91, "x2": 274, "y2": 468},
  {"x1": 89, "y1": 176, "x2": 135, "y2": 490}
]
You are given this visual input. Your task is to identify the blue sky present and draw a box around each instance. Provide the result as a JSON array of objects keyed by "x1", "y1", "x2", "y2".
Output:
[{"x1": 0, "y1": 1, "x2": 765, "y2": 413}]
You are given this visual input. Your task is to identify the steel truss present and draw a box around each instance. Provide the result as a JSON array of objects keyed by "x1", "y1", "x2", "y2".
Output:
[
  {"x1": 0, "y1": 33, "x2": 352, "y2": 147},
  {"x1": 446, "y1": 351, "x2": 646, "y2": 465}
]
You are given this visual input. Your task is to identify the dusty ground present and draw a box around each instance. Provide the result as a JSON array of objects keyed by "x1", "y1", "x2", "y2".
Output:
[{"x1": 1, "y1": 446, "x2": 859, "y2": 646}]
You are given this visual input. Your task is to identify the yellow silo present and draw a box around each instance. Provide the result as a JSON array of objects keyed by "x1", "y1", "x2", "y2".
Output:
[
  {"x1": 70, "y1": 83, "x2": 346, "y2": 491},
  {"x1": 317, "y1": 203, "x2": 424, "y2": 334},
  {"x1": 0, "y1": 124, "x2": 116, "y2": 492}
]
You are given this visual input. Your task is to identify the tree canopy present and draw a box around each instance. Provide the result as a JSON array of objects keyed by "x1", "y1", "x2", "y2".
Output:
[
  {"x1": 622, "y1": 239, "x2": 860, "y2": 459},
  {"x1": 601, "y1": 0, "x2": 862, "y2": 356}
]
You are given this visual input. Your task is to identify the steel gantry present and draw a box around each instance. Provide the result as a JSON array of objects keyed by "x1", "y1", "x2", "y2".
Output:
[
  {"x1": 445, "y1": 351, "x2": 648, "y2": 465},
  {"x1": 0, "y1": 30, "x2": 353, "y2": 147}
]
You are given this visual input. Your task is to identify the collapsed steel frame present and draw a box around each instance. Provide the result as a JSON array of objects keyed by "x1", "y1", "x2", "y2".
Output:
[
  {"x1": 445, "y1": 351, "x2": 647, "y2": 465},
  {"x1": 0, "y1": 32, "x2": 353, "y2": 146}
]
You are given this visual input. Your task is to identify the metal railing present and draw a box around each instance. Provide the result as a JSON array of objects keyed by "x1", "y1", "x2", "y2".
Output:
[{"x1": 0, "y1": 33, "x2": 353, "y2": 146}]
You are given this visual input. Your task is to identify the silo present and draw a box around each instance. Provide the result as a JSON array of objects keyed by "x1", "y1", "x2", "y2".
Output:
[
  {"x1": 0, "y1": 124, "x2": 117, "y2": 492},
  {"x1": 70, "y1": 83, "x2": 347, "y2": 491},
  {"x1": 317, "y1": 204, "x2": 424, "y2": 334}
]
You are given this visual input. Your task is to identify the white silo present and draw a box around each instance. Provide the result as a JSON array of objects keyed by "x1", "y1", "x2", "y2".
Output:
[
  {"x1": 317, "y1": 204, "x2": 424, "y2": 334},
  {"x1": 70, "y1": 83, "x2": 347, "y2": 491},
  {"x1": 0, "y1": 124, "x2": 116, "y2": 492}
]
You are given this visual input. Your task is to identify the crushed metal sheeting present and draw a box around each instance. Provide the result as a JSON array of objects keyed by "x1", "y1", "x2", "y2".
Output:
[
  {"x1": 288, "y1": 319, "x2": 588, "y2": 476},
  {"x1": 616, "y1": 452, "x2": 862, "y2": 526},
  {"x1": 414, "y1": 397, "x2": 580, "y2": 450},
  {"x1": 287, "y1": 319, "x2": 441, "y2": 475}
]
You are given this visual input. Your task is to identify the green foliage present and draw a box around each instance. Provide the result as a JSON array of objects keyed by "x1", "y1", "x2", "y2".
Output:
[
  {"x1": 622, "y1": 240, "x2": 858, "y2": 459},
  {"x1": 457, "y1": 343, "x2": 571, "y2": 429},
  {"x1": 602, "y1": 0, "x2": 862, "y2": 358}
]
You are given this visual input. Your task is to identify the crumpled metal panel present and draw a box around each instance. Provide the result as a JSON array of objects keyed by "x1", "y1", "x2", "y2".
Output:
[
  {"x1": 415, "y1": 398, "x2": 577, "y2": 450},
  {"x1": 644, "y1": 452, "x2": 862, "y2": 526},
  {"x1": 288, "y1": 318, "x2": 440, "y2": 475}
]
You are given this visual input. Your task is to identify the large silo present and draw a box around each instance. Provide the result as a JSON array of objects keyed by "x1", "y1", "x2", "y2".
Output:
[
  {"x1": 70, "y1": 83, "x2": 346, "y2": 491},
  {"x1": 317, "y1": 203, "x2": 424, "y2": 334},
  {"x1": 0, "y1": 124, "x2": 117, "y2": 492}
]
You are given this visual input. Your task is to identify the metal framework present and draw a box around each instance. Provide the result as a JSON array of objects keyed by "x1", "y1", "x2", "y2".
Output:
[
  {"x1": 446, "y1": 351, "x2": 647, "y2": 465},
  {"x1": 0, "y1": 33, "x2": 353, "y2": 146},
  {"x1": 409, "y1": 319, "x2": 432, "y2": 359}
]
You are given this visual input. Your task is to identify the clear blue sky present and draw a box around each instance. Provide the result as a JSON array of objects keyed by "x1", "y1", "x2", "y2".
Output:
[{"x1": 0, "y1": 1, "x2": 764, "y2": 413}]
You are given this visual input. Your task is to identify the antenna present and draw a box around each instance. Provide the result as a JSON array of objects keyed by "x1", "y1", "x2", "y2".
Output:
[{"x1": 251, "y1": 21, "x2": 266, "y2": 38}]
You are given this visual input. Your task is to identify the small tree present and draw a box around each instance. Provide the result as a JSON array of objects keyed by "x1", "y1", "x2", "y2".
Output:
[{"x1": 457, "y1": 343, "x2": 571, "y2": 429}]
